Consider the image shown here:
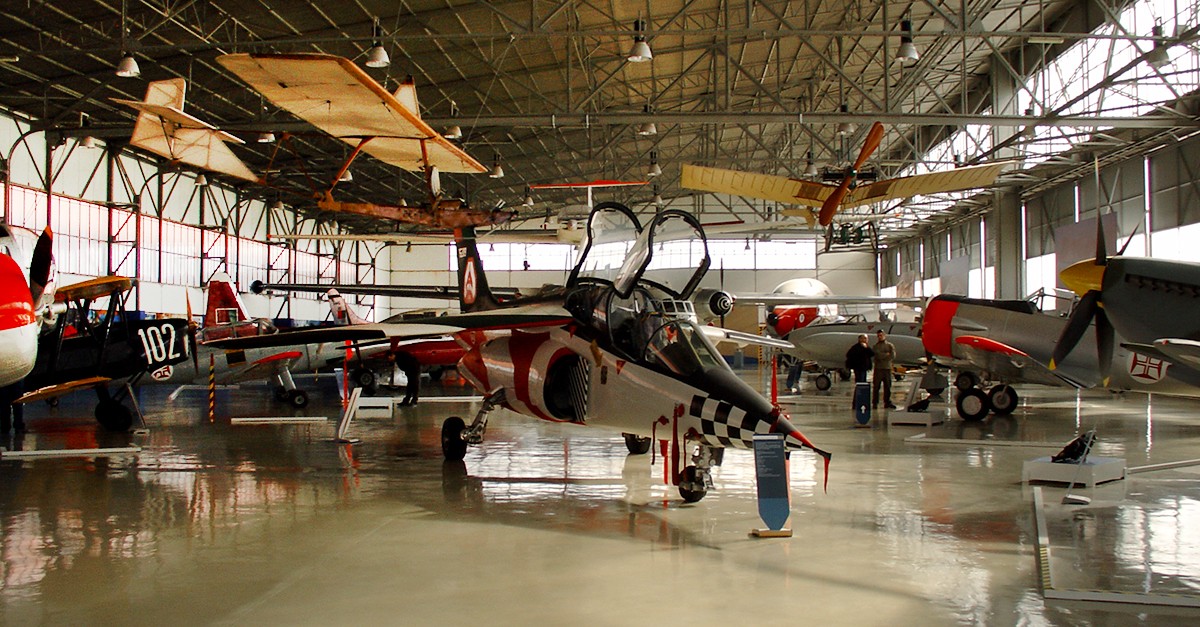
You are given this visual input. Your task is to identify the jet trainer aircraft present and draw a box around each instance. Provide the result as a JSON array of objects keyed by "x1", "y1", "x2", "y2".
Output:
[{"x1": 208, "y1": 202, "x2": 830, "y2": 503}]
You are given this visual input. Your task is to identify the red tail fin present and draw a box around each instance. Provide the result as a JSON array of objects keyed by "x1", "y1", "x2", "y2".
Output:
[
  {"x1": 327, "y1": 289, "x2": 369, "y2": 325},
  {"x1": 204, "y1": 272, "x2": 250, "y2": 327}
]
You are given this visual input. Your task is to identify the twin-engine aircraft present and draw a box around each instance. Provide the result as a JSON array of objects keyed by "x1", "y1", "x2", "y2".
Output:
[{"x1": 208, "y1": 203, "x2": 830, "y2": 503}]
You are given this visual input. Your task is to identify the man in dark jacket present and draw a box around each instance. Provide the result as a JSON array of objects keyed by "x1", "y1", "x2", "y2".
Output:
[
  {"x1": 872, "y1": 330, "x2": 898, "y2": 409},
  {"x1": 845, "y1": 334, "x2": 874, "y2": 384}
]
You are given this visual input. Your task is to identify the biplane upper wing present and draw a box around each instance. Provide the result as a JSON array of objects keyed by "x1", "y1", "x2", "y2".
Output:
[
  {"x1": 113, "y1": 78, "x2": 259, "y2": 182},
  {"x1": 682, "y1": 161, "x2": 1011, "y2": 213},
  {"x1": 216, "y1": 53, "x2": 487, "y2": 174}
]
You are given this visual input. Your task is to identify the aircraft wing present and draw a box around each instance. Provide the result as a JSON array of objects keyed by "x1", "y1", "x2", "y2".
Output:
[
  {"x1": 249, "y1": 280, "x2": 521, "y2": 300},
  {"x1": 734, "y1": 294, "x2": 924, "y2": 307},
  {"x1": 216, "y1": 53, "x2": 487, "y2": 174},
  {"x1": 953, "y1": 335, "x2": 1084, "y2": 388},
  {"x1": 113, "y1": 79, "x2": 259, "y2": 182},
  {"x1": 204, "y1": 304, "x2": 573, "y2": 351},
  {"x1": 700, "y1": 326, "x2": 793, "y2": 350},
  {"x1": 1151, "y1": 338, "x2": 1200, "y2": 370},
  {"x1": 682, "y1": 161, "x2": 1010, "y2": 212}
]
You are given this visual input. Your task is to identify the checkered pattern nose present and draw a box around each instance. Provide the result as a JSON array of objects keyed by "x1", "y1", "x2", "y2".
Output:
[{"x1": 689, "y1": 394, "x2": 799, "y2": 450}]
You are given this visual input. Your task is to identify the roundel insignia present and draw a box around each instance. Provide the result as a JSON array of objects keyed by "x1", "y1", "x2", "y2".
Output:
[
  {"x1": 1127, "y1": 352, "x2": 1168, "y2": 383},
  {"x1": 463, "y1": 260, "x2": 477, "y2": 306},
  {"x1": 151, "y1": 365, "x2": 174, "y2": 381}
]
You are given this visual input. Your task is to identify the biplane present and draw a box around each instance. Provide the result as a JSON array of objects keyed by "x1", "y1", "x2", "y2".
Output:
[{"x1": 19, "y1": 276, "x2": 191, "y2": 431}]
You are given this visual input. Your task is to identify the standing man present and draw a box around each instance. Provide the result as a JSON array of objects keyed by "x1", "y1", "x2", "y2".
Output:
[
  {"x1": 872, "y1": 330, "x2": 897, "y2": 409},
  {"x1": 845, "y1": 334, "x2": 874, "y2": 384}
]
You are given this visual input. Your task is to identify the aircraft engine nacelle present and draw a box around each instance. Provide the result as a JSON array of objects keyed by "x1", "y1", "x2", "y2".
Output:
[
  {"x1": 458, "y1": 330, "x2": 591, "y2": 423},
  {"x1": 692, "y1": 288, "x2": 734, "y2": 321},
  {"x1": 766, "y1": 305, "x2": 820, "y2": 337}
]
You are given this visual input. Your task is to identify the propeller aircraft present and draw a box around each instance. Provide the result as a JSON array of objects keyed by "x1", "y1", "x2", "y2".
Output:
[
  {"x1": 681, "y1": 122, "x2": 1010, "y2": 228},
  {"x1": 207, "y1": 202, "x2": 830, "y2": 503},
  {"x1": 0, "y1": 223, "x2": 54, "y2": 390}
]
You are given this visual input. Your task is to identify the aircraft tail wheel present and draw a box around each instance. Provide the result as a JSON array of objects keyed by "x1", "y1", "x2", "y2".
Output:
[
  {"x1": 288, "y1": 389, "x2": 309, "y2": 408},
  {"x1": 441, "y1": 416, "x2": 468, "y2": 461},
  {"x1": 954, "y1": 371, "x2": 979, "y2": 392},
  {"x1": 955, "y1": 388, "x2": 990, "y2": 422},
  {"x1": 678, "y1": 466, "x2": 708, "y2": 503},
  {"x1": 95, "y1": 400, "x2": 134, "y2": 432},
  {"x1": 814, "y1": 374, "x2": 832, "y2": 391},
  {"x1": 988, "y1": 385, "x2": 1018, "y2": 415},
  {"x1": 623, "y1": 432, "x2": 652, "y2": 455}
]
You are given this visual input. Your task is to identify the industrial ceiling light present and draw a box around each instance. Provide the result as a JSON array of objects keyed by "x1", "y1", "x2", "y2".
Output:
[
  {"x1": 195, "y1": 173, "x2": 209, "y2": 187},
  {"x1": 489, "y1": 154, "x2": 504, "y2": 178},
  {"x1": 627, "y1": 19, "x2": 653, "y2": 63},
  {"x1": 444, "y1": 101, "x2": 463, "y2": 139},
  {"x1": 896, "y1": 19, "x2": 919, "y2": 66},
  {"x1": 523, "y1": 187, "x2": 535, "y2": 207},
  {"x1": 338, "y1": 169, "x2": 354, "y2": 183},
  {"x1": 270, "y1": 200, "x2": 285, "y2": 211},
  {"x1": 364, "y1": 18, "x2": 391, "y2": 68},
  {"x1": 836, "y1": 103, "x2": 854, "y2": 136},
  {"x1": 637, "y1": 104, "x2": 657, "y2": 136},
  {"x1": 647, "y1": 151, "x2": 662, "y2": 177},
  {"x1": 116, "y1": 52, "x2": 140, "y2": 78},
  {"x1": 256, "y1": 131, "x2": 276, "y2": 143},
  {"x1": 1146, "y1": 24, "x2": 1171, "y2": 69},
  {"x1": 804, "y1": 151, "x2": 818, "y2": 176},
  {"x1": 652, "y1": 185, "x2": 663, "y2": 208},
  {"x1": 79, "y1": 113, "x2": 97, "y2": 149}
]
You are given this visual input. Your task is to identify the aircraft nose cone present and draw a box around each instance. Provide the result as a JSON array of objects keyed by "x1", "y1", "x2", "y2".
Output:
[
  {"x1": 1060, "y1": 259, "x2": 1105, "y2": 296},
  {"x1": 0, "y1": 254, "x2": 35, "y2": 332}
]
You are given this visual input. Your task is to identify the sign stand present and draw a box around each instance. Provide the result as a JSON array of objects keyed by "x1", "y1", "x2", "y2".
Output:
[
  {"x1": 751, "y1": 433, "x2": 793, "y2": 538},
  {"x1": 331, "y1": 387, "x2": 363, "y2": 444}
]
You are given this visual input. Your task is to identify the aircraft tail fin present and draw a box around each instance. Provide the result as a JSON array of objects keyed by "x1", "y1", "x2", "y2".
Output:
[
  {"x1": 204, "y1": 272, "x2": 251, "y2": 327},
  {"x1": 454, "y1": 227, "x2": 500, "y2": 313},
  {"x1": 328, "y1": 289, "x2": 369, "y2": 325}
]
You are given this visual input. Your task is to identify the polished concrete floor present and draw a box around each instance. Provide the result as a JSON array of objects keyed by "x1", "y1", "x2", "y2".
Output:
[{"x1": 3, "y1": 371, "x2": 1200, "y2": 625}]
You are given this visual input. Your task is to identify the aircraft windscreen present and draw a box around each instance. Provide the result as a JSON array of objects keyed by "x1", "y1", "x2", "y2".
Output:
[{"x1": 644, "y1": 319, "x2": 728, "y2": 378}]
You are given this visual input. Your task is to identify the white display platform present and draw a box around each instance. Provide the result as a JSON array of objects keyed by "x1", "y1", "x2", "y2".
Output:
[
  {"x1": 888, "y1": 410, "x2": 945, "y2": 427},
  {"x1": 1022, "y1": 456, "x2": 1126, "y2": 487}
]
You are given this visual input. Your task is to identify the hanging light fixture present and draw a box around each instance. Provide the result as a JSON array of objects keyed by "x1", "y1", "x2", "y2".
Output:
[
  {"x1": 270, "y1": 200, "x2": 285, "y2": 211},
  {"x1": 115, "y1": 1, "x2": 139, "y2": 78},
  {"x1": 637, "y1": 104, "x2": 657, "y2": 136},
  {"x1": 627, "y1": 19, "x2": 653, "y2": 63},
  {"x1": 896, "y1": 19, "x2": 919, "y2": 66},
  {"x1": 256, "y1": 131, "x2": 276, "y2": 143},
  {"x1": 652, "y1": 184, "x2": 663, "y2": 208},
  {"x1": 647, "y1": 151, "x2": 662, "y2": 177},
  {"x1": 489, "y1": 154, "x2": 504, "y2": 178},
  {"x1": 444, "y1": 101, "x2": 463, "y2": 140},
  {"x1": 1146, "y1": 24, "x2": 1172, "y2": 69},
  {"x1": 364, "y1": 17, "x2": 391, "y2": 68},
  {"x1": 523, "y1": 187, "x2": 535, "y2": 207},
  {"x1": 195, "y1": 173, "x2": 209, "y2": 187},
  {"x1": 79, "y1": 113, "x2": 97, "y2": 149},
  {"x1": 836, "y1": 103, "x2": 854, "y2": 136},
  {"x1": 804, "y1": 151, "x2": 818, "y2": 177},
  {"x1": 338, "y1": 169, "x2": 354, "y2": 183}
]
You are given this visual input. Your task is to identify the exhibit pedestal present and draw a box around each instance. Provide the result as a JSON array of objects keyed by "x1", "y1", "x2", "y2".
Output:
[
  {"x1": 888, "y1": 410, "x2": 945, "y2": 427},
  {"x1": 1022, "y1": 456, "x2": 1126, "y2": 487}
]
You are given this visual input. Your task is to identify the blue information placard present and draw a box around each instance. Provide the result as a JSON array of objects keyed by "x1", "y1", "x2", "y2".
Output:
[{"x1": 753, "y1": 433, "x2": 790, "y2": 530}]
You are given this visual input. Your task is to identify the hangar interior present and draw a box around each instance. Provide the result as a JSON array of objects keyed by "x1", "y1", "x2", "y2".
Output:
[{"x1": 3, "y1": 0, "x2": 1200, "y2": 623}]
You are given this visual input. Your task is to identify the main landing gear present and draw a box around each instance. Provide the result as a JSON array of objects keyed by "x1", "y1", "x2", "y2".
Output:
[
  {"x1": 623, "y1": 433, "x2": 652, "y2": 455},
  {"x1": 953, "y1": 378, "x2": 1018, "y2": 422},
  {"x1": 441, "y1": 388, "x2": 505, "y2": 461}
]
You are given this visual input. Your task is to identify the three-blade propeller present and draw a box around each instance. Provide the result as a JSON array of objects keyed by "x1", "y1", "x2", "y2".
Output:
[
  {"x1": 1050, "y1": 215, "x2": 1137, "y2": 384},
  {"x1": 817, "y1": 122, "x2": 885, "y2": 227}
]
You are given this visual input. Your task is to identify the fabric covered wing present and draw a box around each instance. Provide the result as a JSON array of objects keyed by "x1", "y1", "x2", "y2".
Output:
[
  {"x1": 681, "y1": 164, "x2": 832, "y2": 208},
  {"x1": 216, "y1": 53, "x2": 486, "y2": 174},
  {"x1": 842, "y1": 162, "x2": 1010, "y2": 209}
]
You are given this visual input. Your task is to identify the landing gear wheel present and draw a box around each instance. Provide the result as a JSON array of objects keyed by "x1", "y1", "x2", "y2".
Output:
[
  {"x1": 273, "y1": 386, "x2": 289, "y2": 402},
  {"x1": 95, "y1": 400, "x2": 134, "y2": 432},
  {"x1": 987, "y1": 385, "x2": 1018, "y2": 415},
  {"x1": 287, "y1": 389, "x2": 309, "y2": 409},
  {"x1": 428, "y1": 367, "x2": 445, "y2": 382},
  {"x1": 955, "y1": 388, "x2": 990, "y2": 422},
  {"x1": 955, "y1": 371, "x2": 979, "y2": 391},
  {"x1": 352, "y1": 368, "x2": 377, "y2": 393},
  {"x1": 837, "y1": 369, "x2": 851, "y2": 382},
  {"x1": 814, "y1": 374, "x2": 832, "y2": 391},
  {"x1": 678, "y1": 466, "x2": 707, "y2": 503},
  {"x1": 623, "y1": 433, "x2": 652, "y2": 455},
  {"x1": 441, "y1": 416, "x2": 468, "y2": 461}
]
